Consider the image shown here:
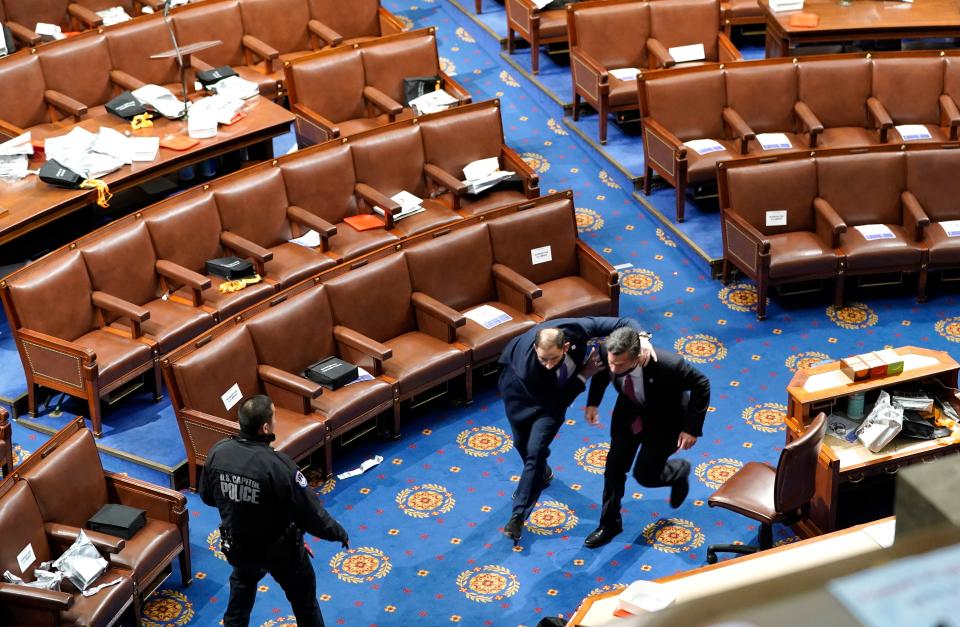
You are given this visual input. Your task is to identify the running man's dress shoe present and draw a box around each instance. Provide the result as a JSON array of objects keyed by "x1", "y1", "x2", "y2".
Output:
[
  {"x1": 584, "y1": 522, "x2": 623, "y2": 548},
  {"x1": 670, "y1": 471, "x2": 690, "y2": 509},
  {"x1": 503, "y1": 514, "x2": 524, "y2": 545}
]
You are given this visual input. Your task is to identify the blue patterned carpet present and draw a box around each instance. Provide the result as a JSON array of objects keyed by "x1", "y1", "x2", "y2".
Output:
[{"x1": 7, "y1": 1, "x2": 960, "y2": 625}]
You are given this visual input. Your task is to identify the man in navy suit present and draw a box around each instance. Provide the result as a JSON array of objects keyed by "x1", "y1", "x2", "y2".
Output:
[
  {"x1": 497, "y1": 317, "x2": 652, "y2": 544},
  {"x1": 583, "y1": 326, "x2": 710, "y2": 548}
]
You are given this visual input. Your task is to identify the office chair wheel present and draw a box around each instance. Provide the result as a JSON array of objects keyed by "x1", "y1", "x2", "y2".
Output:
[{"x1": 706, "y1": 549, "x2": 718, "y2": 564}]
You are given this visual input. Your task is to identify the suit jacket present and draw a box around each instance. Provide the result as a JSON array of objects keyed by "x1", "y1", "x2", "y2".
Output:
[
  {"x1": 587, "y1": 348, "x2": 710, "y2": 438},
  {"x1": 498, "y1": 316, "x2": 642, "y2": 423}
]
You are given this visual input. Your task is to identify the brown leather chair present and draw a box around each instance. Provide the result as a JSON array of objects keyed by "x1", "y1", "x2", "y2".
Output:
[
  {"x1": 1, "y1": 250, "x2": 160, "y2": 438},
  {"x1": 279, "y1": 142, "x2": 401, "y2": 262},
  {"x1": 486, "y1": 196, "x2": 618, "y2": 320},
  {"x1": 869, "y1": 57, "x2": 958, "y2": 143},
  {"x1": 718, "y1": 157, "x2": 844, "y2": 320},
  {"x1": 105, "y1": 12, "x2": 194, "y2": 94},
  {"x1": 214, "y1": 165, "x2": 339, "y2": 289},
  {"x1": 36, "y1": 31, "x2": 117, "y2": 114},
  {"x1": 0, "y1": 407, "x2": 11, "y2": 478},
  {"x1": 904, "y1": 149, "x2": 960, "y2": 299},
  {"x1": 306, "y1": 0, "x2": 404, "y2": 48},
  {"x1": 2, "y1": 0, "x2": 102, "y2": 48},
  {"x1": 0, "y1": 53, "x2": 88, "y2": 141},
  {"x1": 245, "y1": 286, "x2": 398, "y2": 468},
  {"x1": 795, "y1": 57, "x2": 875, "y2": 148},
  {"x1": 166, "y1": 325, "x2": 330, "y2": 489},
  {"x1": 0, "y1": 480, "x2": 138, "y2": 626},
  {"x1": 238, "y1": 0, "x2": 316, "y2": 74},
  {"x1": 725, "y1": 62, "x2": 803, "y2": 155},
  {"x1": 505, "y1": 0, "x2": 570, "y2": 75},
  {"x1": 18, "y1": 418, "x2": 191, "y2": 598},
  {"x1": 323, "y1": 254, "x2": 472, "y2": 404},
  {"x1": 706, "y1": 412, "x2": 826, "y2": 563}
]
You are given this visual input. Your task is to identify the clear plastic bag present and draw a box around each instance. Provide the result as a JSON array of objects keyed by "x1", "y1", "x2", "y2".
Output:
[
  {"x1": 3, "y1": 568, "x2": 63, "y2": 591},
  {"x1": 52, "y1": 530, "x2": 108, "y2": 591}
]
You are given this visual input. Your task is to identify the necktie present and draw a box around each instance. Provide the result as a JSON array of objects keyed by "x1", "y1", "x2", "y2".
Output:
[
  {"x1": 622, "y1": 374, "x2": 644, "y2": 435},
  {"x1": 556, "y1": 359, "x2": 569, "y2": 386}
]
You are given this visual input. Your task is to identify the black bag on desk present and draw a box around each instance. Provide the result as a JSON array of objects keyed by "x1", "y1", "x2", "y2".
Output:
[
  {"x1": 39, "y1": 160, "x2": 83, "y2": 188},
  {"x1": 197, "y1": 65, "x2": 238, "y2": 87},
  {"x1": 87, "y1": 504, "x2": 146, "y2": 540},
  {"x1": 403, "y1": 75, "x2": 444, "y2": 106},
  {"x1": 304, "y1": 357, "x2": 358, "y2": 390},
  {"x1": 901, "y1": 411, "x2": 951, "y2": 440},
  {"x1": 206, "y1": 256, "x2": 255, "y2": 280},
  {"x1": 105, "y1": 91, "x2": 146, "y2": 120}
]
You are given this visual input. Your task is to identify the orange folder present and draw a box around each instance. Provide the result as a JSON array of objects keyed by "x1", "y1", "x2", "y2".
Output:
[
  {"x1": 159, "y1": 134, "x2": 200, "y2": 151},
  {"x1": 789, "y1": 12, "x2": 820, "y2": 27},
  {"x1": 344, "y1": 214, "x2": 385, "y2": 231}
]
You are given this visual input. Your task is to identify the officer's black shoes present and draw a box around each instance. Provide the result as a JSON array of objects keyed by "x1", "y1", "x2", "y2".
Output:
[
  {"x1": 584, "y1": 522, "x2": 623, "y2": 549},
  {"x1": 542, "y1": 464, "x2": 554, "y2": 487},
  {"x1": 503, "y1": 514, "x2": 524, "y2": 545},
  {"x1": 670, "y1": 462, "x2": 691, "y2": 509}
]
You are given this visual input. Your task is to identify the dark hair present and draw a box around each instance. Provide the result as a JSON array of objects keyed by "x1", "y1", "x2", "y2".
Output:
[
  {"x1": 238, "y1": 395, "x2": 274, "y2": 435},
  {"x1": 534, "y1": 327, "x2": 566, "y2": 349},
  {"x1": 605, "y1": 327, "x2": 642, "y2": 358}
]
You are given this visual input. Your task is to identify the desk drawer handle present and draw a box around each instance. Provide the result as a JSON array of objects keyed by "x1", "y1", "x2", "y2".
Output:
[
  {"x1": 848, "y1": 472, "x2": 865, "y2": 483},
  {"x1": 884, "y1": 464, "x2": 901, "y2": 475}
]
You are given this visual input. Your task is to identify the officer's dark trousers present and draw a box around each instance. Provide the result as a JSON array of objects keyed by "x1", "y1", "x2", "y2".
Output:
[
  {"x1": 509, "y1": 411, "x2": 563, "y2": 519},
  {"x1": 224, "y1": 537, "x2": 324, "y2": 627}
]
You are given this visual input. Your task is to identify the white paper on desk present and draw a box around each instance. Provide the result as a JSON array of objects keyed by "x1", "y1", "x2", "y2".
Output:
[
  {"x1": 210, "y1": 75, "x2": 260, "y2": 100},
  {"x1": 854, "y1": 224, "x2": 895, "y2": 241},
  {"x1": 464, "y1": 304, "x2": 512, "y2": 329},
  {"x1": 668, "y1": 43, "x2": 705, "y2": 63},
  {"x1": 941, "y1": 219, "x2": 960, "y2": 237},
  {"x1": 0, "y1": 132, "x2": 33, "y2": 156},
  {"x1": 391, "y1": 190, "x2": 424, "y2": 213},
  {"x1": 45, "y1": 127, "x2": 125, "y2": 178},
  {"x1": 532, "y1": 0, "x2": 553, "y2": 8},
  {"x1": 0, "y1": 155, "x2": 30, "y2": 181},
  {"x1": 828, "y1": 543, "x2": 960, "y2": 627},
  {"x1": 132, "y1": 84, "x2": 188, "y2": 119},
  {"x1": 44, "y1": 127, "x2": 96, "y2": 162},
  {"x1": 190, "y1": 95, "x2": 245, "y2": 125},
  {"x1": 769, "y1": 0, "x2": 804, "y2": 10},
  {"x1": 35, "y1": 23, "x2": 66, "y2": 40},
  {"x1": 896, "y1": 124, "x2": 931, "y2": 141},
  {"x1": 55, "y1": 151, "x2": 125, "y2": 180},
  {"x1": 409, "y1": 89, "x2": 459, "y2": 115},
  {"x1": 617, "y1": 580, "x2": 676, "y2": 614},
  {"x1": 129, "y1": 136, "x2": 160, "y2": 162},
  {"x1": 463, "y1": 157, "x2": 499, "y2": 181},
  {"x1": 345, "y1": 367, "x2": 374, "y2": 386},
  {"x1": 289, "y1": 229, "x2": 321, "y2": 248},
  {"x1": 92, "y1": 127, "x2": 134, "y2": 164},
  {"x1": 757, "y1": 132, "x2": 792, "y2": 150},
  {"x1": 336, "y1": 454, "x2": 383, "y2": 480},
  {"x1": 683, "y1": 138, "x2": 725, "y2": 155},
  {"x1": 96, "y1": 7, "x2": 132, "y2": 25},
  {"x1": 610, "y1": 67, "x2": 641, "y2": 81}
]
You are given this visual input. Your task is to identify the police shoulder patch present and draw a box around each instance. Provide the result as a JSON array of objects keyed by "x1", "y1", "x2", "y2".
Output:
[{"x1": 295, "y1": 470, "x2": 308, "y2": 488}]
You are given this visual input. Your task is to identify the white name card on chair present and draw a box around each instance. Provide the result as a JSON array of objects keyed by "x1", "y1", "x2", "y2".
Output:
[
  {"x1": 766, "y1": 210, "x2": 788, "y2": 227},
  {"x1": 532, "y1": 0, "x2": 553, "y2": 8},
  {"x1": 896, "y1": 124, "x2": 932, "y2": 141},
  {"x1": 610, "y1": 67, "x2": 641, "y2": 81},
  {"x1": 684, "y1": 139, "x2": 724, "y2": 155},
  {"x1": 854, "y1": 224, "x2": 895, "y2": 240},
  {"x1": 668, "y1": 43, "x2": 705, "y2": 63},
  {"x1": 941, "y1": 220, "x2": 960, "y2": 237},
  {"x1": 757, "y1": 133, "x2": 792, "y2": 150}
]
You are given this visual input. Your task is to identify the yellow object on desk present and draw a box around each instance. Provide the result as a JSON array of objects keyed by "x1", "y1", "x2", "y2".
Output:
[
  {"x1": 218, "y1": 274, "x2": 262, "y2": 293},
  {"x1": 131, "y1": 113, "x2": 154, "y2": 130}
]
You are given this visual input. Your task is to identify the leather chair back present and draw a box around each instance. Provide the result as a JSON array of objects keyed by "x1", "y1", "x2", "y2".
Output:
[
  {"x1": 905, "y1": 149, "x2": 960, "y2": 222},
  {"x1": 81, "y1": 221, "x2": 162, "y2": 313},
  {"x1": 420, "y1": 103, "x2": 504, "y2": 183},
  {"x1": 351, "y1": 123, "x2": 429, "y2": 198},
  {"x1": 280, "y1": 143, "x2": 360, "y2": 224},
  {"x1": 773, "y1": 412, "x2": 826, "y2": 514},
  {"x1": 170, "y1": 325, "x2": 261, "y2": 421},
  {"x1": 37, "y1": 32, "x2": 116, "y2": 108},
  {"x1": 145, "y1": 190, "x2": 225, "y2": 274},
  {"x1": 308, "y1": 0, "x2": 381, "y2": 39},
  {"x1": 287, "y1": 48, "x2": 367, "y2": 123},
  {"x1": 817, "y1": 152, "x2": 905, "y2": 226},
  {"x1": 571, "y1": 1, "x2": 650, "y2": 70},
  {"x1": 872, "y1": 57, "x2": 943, "y2": 125},
  {"x1": 4, "y1": 0, "x2": 70, "y2": 30},
  {"x1": 486, "y1": 197, "x2": 580, "y2": 285},
  {"x1": 7, "y1": 250, "x2": 97, "y2": 341},
  {"x1": 725, "y1": 158, "x2": 817, "y2": 234},
  {"x1": 325, "y1": 254, "x2": 416, "y2": 343},
  {"x1": 0, "y1": 54, "x2": 50, "y2": 130},
  {"x1": 245, "y1": 286, "x2": 338, "y2": 374},
  {"x1": 173, "y1": 0, "x2": 246, "y2": 67},
  {"x1": 106, "y1": 13, "x2": 181, "y2": 87},
  {"x1": 21, "y1": 428, "x2": 107, "y2": 528},
  {"x1": 215, "y1": 166, "x2": 293, "y2": 249},
  {"x1": 725, "y1": 63, "x2": 797, "y2": 134},
  {"x1": 239, "y1": 0, "x2": 311, "y2": 54},
  {"x1": 797, "y1": 58, "x2": 871, "y2": 129},
  {"x1": 361, "y1": 30, "x2": 438, "y2": 105},
  {"x1": 643, "y1": 70, "x2": 724, "y2": 140},
  {"x1": 649, "y1": 0, "x2": 720, "y2": 63},
  {"x1": 944, "y1": 57, "x2": 960, "y2": 113},
  {"x1": 0, "y1": 482, "x2": 51, "y2": 582},
  {"x1": 405, "y1": 224, "x2": 497, "y2": 311}
]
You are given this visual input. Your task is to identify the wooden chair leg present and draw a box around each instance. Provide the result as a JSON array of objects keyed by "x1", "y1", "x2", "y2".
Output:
[
  {"x1": 178, "y1": 545, "x2": 192, "y2": 586},
  {"x1": 675, "y1": 169, "x2": 687, "y2": 222},
  {"x1": 28, "y1": 382, "x2": 38, "y2": 417},
  {"x1": 189, "y1": 462, "x2": 198, "y2": 492},
  {"x1": 89, "y1": 396, "x2": 103, "y2": 438},
  {"x1": 324, "y1": 436, "x2": 333, "y2": 480},
  {"x1": 475, "y1": 0, "x2": 482, "y2": 13},
  {"x1": 531, "y1": 32, "x2": 540, "y2": 74},
  {"x1": 572, "y1": 93, "x2": 581, "y2": 121},
  {"x1": 721, "y1": 258, "x2": 731, "y2": 285},
  {"x1": 757, "y1": 276, "x2": 768, "y2": 320},
  {"x1": 507, "y1": 28, "x2": 515, "y2": 54},
  {"x1": 834, "y1": 272, "x2": 845, "y2": 307},
  {"x1": 152, "y1": 360, "x2": 163, "y2": 402},
  {"x1": 643, "y1": 165, "x2": 653, "y2": 195},
  {"x1": 599, "y1": 98, "x2": 608, "y2": 145},
  {"x1": 917, "y1": 266, "x2": 928, "y2": 302}
]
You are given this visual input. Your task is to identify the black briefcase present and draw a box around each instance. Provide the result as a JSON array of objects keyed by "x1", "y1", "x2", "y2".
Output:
[
  {"x1": 87, "y1": 504, "x2": 146, "y2": 540},
  {"x1": 304, "y1": 357, "x2": 358, "y2": 390},
  {"x1": 206, "y1": 256, "x2": 255, "y2": 280},
  {"x1": 197, "y1": 65, "x2": 239, "y2": 87},
  {"x1": 403, "y1": 75, "x2": 443, "y2": 106},
  {"x1": 105, "y1": 91, "x2": 146, "y2": 119},
  {"x1": 39, "y1": 160, "x2": 83, "y2": 188}
]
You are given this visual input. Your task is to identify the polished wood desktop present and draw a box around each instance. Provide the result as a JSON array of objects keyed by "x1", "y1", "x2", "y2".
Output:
[
  {"x1": 760, "y1": 0, "x2": 960, "y2": 56},
  {"x1": 786, "y1": 346, "x2": 960, "y2": 535},
  {"x1": 0, "y1": 96, "x2": 293, "y2": 245}
]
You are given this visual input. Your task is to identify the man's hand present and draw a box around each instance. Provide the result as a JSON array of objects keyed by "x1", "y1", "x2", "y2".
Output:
[
  {"x1": 677, "y1": 432, "x2": 697, "y2": 451},
  {"x1": 638, "y1": 337, "x2": 657, "y2": 367},
  {"x1": 337, "y1": 526, "x2": 350, "y2": 549},
  {"x1": 578, "y1": 348, "x2": 604, "y2": 379},
  {"x1": 584, "y1": 405, "x2": 600, "y2": 425}
]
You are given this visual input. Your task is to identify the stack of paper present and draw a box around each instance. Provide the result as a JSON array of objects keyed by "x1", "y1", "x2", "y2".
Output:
[
  {"x1": 409, "y1": 89, "x2": 459, "y2": 115},
  {"x1": 668, "y1": 43, "x2": 705, "y2": 63},
  {"x1": 0, "y1": 133, "x2": 34, "y2": 182},
  {"x1": 610, "y1": 67, "x2": 641, "y2": 81},
  {"x1": 210, "y1": 75, "x2": 259, "y2": 100},
  {"x1": 462, "y1": 157, "x2": 515, "y2": 195},
  {"x1": 616, "y1": 581, "x2": 676, "y2": 615},
  {"x1": 683, "y1": 138, "x2": 725, "y2": 155},
  {"x1": 464, "y1": 305, "x2": 513, "y2": 329},
  {"x1": 373, "y1": 190, "x2": 426, "y2": 221},
  {"x1": 35, "y1": 23, "x2": 66, "y2": 40},
  {"x1": 96, "y1": 7, "x2": 132, "y2": 25},
  {"x1": 45, "y1": 127, "x2": 125, "y2": 179},
  {"x1": 132, "y1": 84, "x2": 188, "y2": 119}
]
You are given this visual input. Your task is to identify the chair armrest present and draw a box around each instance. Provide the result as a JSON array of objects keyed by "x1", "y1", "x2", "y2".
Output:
[
  {"x1": 44, "y1": 522, "x2": 125, "y2": 554},
  {"x1": 722, "y1": 209, "x2": 771, "y2": 269},
  {"x1": 44, "y1": 89, "x2": 88, "y2": 121},
  {"x1": 190, "y1": 56, "x2": 215, "y2": 73},
  {"x1": 291, "y1": 103, "x2": 341, "y2": 143},
  {"x1": 723, "y1": 107, "x2": 755, "y2": 154},
  {"x1": 308, "y1": 19, "x2": 343, "y2": 47},
  {"x1": 105, "y1": 471, "x2": 187, "y2": 524},
  {"x1": 501, "y1": 146, "x2": 539, "y2": 196},
  {"x1": 794, "y1": 101, "x2": 823, "y2": 147},
  {"x1": 491, "y1": 263, "x2": 541, "y2": 314},
  {"x1": 866, "y1": 97, "x2": 893, "y2": 142},
  {"x1": 92, "y1": 291, "x2": 149, "y2": 338},
  {"x1": 220, "y1": 231, "x2": 274, "y2": 276},
  {"x1": 442, "y1": 73, "x2": 472, "y2": 104},
  {"x1": 333, "y1": 326, "x2": 392, "y2": 361},
  {"x1": 6, "y1": 21, "x2": 42, "y2": 46},
  {"x1": 646, "y1": 38, "x2": 675, "y2": 68},
  {"x1": 813, "y1": 197, "x2": 847, "y2": 248},
  {"x1": 412, "y1": 292, "x2": 465, "y2": 343},
  {"x1": 643, "y1": 118, "x2": 687, "y2": 157},
  {"x1": 242, "y1": 34, "x2": 280, "y2": 73},
  {"x1": 110, "y1": 69, "x2": 146, "y2": 92},
  {"x1": 901, "y1": 190, "x2": 930, "y2": 242},
  {"x1": 575, "y1": 239, "x2": 619, "y2": 299},
  {"x1": 17, "y1": 328, "x2": 97, "y2": 363},
  {"x1": 355, "y1": 183, "x2": 401, "y2": 229},
  {"x1": 140, "y1": 0, "x2": 166, "y2": 10},
  {"x1": 156, "y1": 260, "x2": 211, "y2": 291},
  {"x1": 570, "y1": 46, "x2": 609, "y2": 87},
  {"x1": 940, "y1": 94, "x2": 960, "y2": 140},
  {"x1": 362, "y1": 85, "x2": 403, "y2": 116},
  {"x1": 0, "y1": 120, "x2": 28, "y2": 142},
  {"x1": 425, "y1": 163, "x2": 468, "y2": 195},
  {"x1": 717, "y1": 32, "x2": 742, "y2": 62},
  {"x1": 67, "y1": 3, "x2": 104, "y2": 27},
  {"x1": 258, "y1": 364, "x2": 322, "y2": 399},
  {"x1": 0, "y1": 582, "x2": 73, "y2": 611},
  {"x1": 287, "y1": 205, "x2": 337, "y2": 251}
]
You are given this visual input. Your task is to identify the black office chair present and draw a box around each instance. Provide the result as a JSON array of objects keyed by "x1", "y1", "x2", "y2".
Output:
[{"x1": 706, "y1": 412, "x2": 827, "y2": 564}]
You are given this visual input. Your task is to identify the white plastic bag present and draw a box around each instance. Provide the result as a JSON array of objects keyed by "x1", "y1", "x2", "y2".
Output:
[
  {"x1": 857, "y1": 391, "x2": 903, "y2": 453},
  {"x1": 52, "y1": 530, "x2": 108, "y2": 591}
]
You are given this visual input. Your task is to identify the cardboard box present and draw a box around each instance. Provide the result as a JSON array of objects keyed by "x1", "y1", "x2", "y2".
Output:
[
  {"x1": 841, "y1": 356, "x2": 869, "y2": 382},
  {"x1": 875, "y1": 348, "x2": 904, "y2": 376},
  {"x1": 863, "y1": 353, "x2": 889, "y2": 379}
]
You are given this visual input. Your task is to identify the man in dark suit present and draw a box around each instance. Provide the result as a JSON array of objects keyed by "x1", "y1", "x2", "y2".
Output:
[
  {"x1": 583, "y1": 326, "x2": 710, "y2": 548},
  {"x1": 498, "y1": 317, "x2": 652, "y2": 545}
]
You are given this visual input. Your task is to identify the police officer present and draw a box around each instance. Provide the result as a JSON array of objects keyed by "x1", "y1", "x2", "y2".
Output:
[{"x1": 200, "y1": 395, "x2": 349, "y2": 627}]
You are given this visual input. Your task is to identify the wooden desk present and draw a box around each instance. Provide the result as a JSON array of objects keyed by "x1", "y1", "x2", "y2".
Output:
[
  {"x1": 760, "y1": 0, "x2": 960, "y2": 57},
  {"x1": 786, "y1": 346, "x2": 960, "y2": 535},
  {"x1": 566, "y1": 518, "x2": 896, "y2": 626},
  {"x1": 0, "y1": 96, "x2": 293, "y2": 245}
]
